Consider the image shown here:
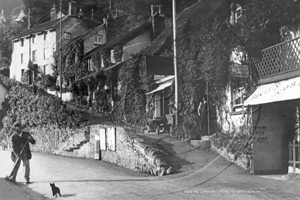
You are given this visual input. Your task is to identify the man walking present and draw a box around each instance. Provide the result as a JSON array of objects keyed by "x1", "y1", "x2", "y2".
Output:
[{"x1": 5, "y1": 122, "x2": 36, "y2": 184}]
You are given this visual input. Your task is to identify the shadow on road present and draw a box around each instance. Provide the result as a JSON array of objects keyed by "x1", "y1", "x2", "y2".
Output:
[
  {"x1": 33, "y1": 178, "x2": 153, "y2": 183},
  {"x1": 61, "y1": 193, "x2": 76, "y2": 198},
  {"x1": 138, "y1": 134, "x2": 194, "y2": 173}
]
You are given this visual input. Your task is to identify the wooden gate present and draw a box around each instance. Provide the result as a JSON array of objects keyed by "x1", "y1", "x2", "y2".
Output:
[{"x1": 288, "y1": 141, "x2": 300, "y2": 173}]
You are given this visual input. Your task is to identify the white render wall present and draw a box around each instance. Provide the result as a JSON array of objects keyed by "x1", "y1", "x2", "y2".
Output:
[{"x1": 10, "y1": 31, "x2": 56, "y2": 82}]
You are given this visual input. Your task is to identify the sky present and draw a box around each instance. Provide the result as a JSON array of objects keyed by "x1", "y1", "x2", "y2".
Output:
[{"x1": 0, "y1": 0, "x2": 23, "y2": 17}]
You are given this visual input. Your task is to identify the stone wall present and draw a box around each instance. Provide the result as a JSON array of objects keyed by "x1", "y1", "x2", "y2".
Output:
[{"x1": 52, "y1": 124, "x2": 173, "y2": 176}]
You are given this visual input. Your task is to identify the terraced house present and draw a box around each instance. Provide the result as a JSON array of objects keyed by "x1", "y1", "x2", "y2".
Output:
[{"x1": 9, "y1": 1, "x2": 101, "y2": 83}]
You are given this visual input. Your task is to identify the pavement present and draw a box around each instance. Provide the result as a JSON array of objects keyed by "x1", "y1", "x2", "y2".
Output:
[{"x1": 0, "y1": 132, "x2": 300, "y2": 200}]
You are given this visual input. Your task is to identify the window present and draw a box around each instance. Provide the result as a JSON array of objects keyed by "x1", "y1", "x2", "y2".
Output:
[
  {"x1": 32, "y1": 50, "x2": 37, "y2": 62},
  {"x1": 231, "y1": 81, "x2": 248, "y2": 113},
  {"x1": 43, "y1": 65, "x2": 47, "y2": 74},
  {"x1": 21, "y1": 53, "x2": 24, "y2": 64},
  {"x1": 87, "y1": 59, "x2": 94, "y2": 71},
  {"x1": 44, "y1": 33, "x2": 47, "y2": 40},
  {"x1": 20, "y1": 39, "x2": 24, "y2": 47},
  {"x1": 236, "y1": 4, "x2": 242, "y2": 19},
  {"x1": 94, "y1": 35, "x2": 103, "y2": 45},
  {"x1": 230, "y1": 4, "x2": 242, "y2": 25},
  {"x1": 43, "y1": 48, "x2": 49, "y2": 59},
  {"x1": 21, "y1": 69, "x2": 25, "y2": 77},
  {"x1": 111, "y1": 49, "x2": 116, "y2": 63},
  {"x1": 32, "y1": 35, "x2": 35, "y2": 43},
  {"x1": 64, "y1": 32, "x2": 71, "y2": 40}
]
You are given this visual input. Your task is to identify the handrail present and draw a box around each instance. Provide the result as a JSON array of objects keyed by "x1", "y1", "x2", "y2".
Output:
[{"x1": 262, "y1": 36, "x2": 300, "y2": 51}]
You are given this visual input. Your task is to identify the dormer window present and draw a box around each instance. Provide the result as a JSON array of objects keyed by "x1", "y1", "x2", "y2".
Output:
[
  {"x1": 64, "y1": 32, "x2": 71, "y2": 40},
  {"x1": 230, "y1": 4, "x2": 242, "y2": 26},
  {"x1": 94, "y1": 35, "x2": 103, "y2": 45},
  {"x1": 236, "y1": 4, "x2": 242, "y2": 20}
]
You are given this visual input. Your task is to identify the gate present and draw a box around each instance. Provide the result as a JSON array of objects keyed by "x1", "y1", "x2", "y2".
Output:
[{"x1": 288, "y1": 141, "x2": 300, "y2": 173}]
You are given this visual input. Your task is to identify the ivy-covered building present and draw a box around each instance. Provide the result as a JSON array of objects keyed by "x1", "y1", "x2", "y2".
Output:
[{"x1": 65, "y1": 5, "x2": 168, "y2": 114}]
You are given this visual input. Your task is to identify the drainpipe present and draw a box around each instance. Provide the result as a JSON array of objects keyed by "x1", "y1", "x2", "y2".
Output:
[
  {"x1": 172, "y1": 0, "x2": 179, "y2": 126},
  {"x1": 59, "y1": 0, "x2": 62, "y2": 100}
]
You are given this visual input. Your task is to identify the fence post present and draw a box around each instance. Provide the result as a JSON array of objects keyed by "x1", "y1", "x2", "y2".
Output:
[{"x1": 298, "y1": 141, "x2": 300, "y2": 169}]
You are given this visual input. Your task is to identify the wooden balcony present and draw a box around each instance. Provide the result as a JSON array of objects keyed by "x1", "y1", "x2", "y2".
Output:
[{"x1": 254, "y1": 36, "x2": 300, "y2": 84}]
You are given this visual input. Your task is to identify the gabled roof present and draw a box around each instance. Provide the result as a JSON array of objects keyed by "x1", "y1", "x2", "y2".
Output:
[
  {"x1": 84, "y1": 22, "x2": 152, "y2": 59},
  {"x1": 13, "y1": 15, "x2": 101, "y2": 40},
  {"x1": 141, "y1": 0, "x2": 223, "y2": 56}
]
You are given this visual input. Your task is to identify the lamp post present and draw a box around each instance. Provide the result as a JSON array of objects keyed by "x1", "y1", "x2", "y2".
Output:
[{"x1": 172, "y1": 0, "x2": 179, "y2": 126}]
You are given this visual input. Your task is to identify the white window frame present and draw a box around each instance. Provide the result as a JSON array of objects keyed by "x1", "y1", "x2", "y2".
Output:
[
  {"x1": 236, "y1": 4, "x2": 242, "y2": 20},
  {"x1": 64, "y1": 32, "x2": 71, "y2": 40},
  {"x1": 32, "y1": 35, "x2": 35, "y2": 43},
  {"x1": 32, "y1": 50, "x2": 37, "y2": 62},
  {"x1": 94, "y1": 34, "x2": 103, "y2": 45},
  {"x1": 231, "y1": 86, "x2": 246, "y2": 112},
  {"x1": 43, "y1": 48, "x2": 49, "y2": 59}
]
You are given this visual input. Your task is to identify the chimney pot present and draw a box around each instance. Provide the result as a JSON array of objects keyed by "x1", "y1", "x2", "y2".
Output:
[
  {"x1": 151, "y1": 5, "x2": 155, "y2": 16},
  {"x1": 50, "y1": 4, "x2": 56, "y2": 21},
  {"x1": 158, "y1": 5, "x2": 162, "y2": 15}
]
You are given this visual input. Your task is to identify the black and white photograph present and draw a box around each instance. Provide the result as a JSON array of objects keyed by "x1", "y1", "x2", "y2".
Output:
[{"x1": 0, "y1": 0, "x2": 299, "y2": 199}]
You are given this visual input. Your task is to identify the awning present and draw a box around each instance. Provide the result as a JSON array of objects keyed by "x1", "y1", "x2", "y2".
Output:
[
  {"x1": 145, "y1": 80, "x2": 173, "y2": 95},
  {"x1": 244, "y1": 76, "x2": 300, "y2": 106}
]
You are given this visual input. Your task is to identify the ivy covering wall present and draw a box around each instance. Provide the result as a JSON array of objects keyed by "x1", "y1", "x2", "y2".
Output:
[{"x1": 0, "y1": 75, "x2": 89, "y2": 152}]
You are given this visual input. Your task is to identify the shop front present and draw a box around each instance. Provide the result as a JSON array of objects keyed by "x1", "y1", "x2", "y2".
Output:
[{"x1": 245, "y1": 76, "x2": 300, "y2": 175}]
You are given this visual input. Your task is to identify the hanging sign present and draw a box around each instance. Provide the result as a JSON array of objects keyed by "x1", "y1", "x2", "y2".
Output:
[{"x1": 230, "y1": 64, "x2": 249, "y2": 78}]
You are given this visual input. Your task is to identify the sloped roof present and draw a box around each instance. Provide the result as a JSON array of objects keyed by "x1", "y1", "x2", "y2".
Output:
[
  {"x1": 13, "y1": 15, "x2": 101, "y2": 40},
  {"x1": 79, "y1": 23, "x2": 105, "y2": 41},
  {"x1": 141, "y1": 0, "x2": 223, "y2": 56},
  {"x1": 84, "y1": 22, "x2": 152, "y2": 59}
]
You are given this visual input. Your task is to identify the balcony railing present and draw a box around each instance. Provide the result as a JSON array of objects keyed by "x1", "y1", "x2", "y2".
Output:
[{"x1": 253, "y1": 36, "x2": 300, "y2": 80}]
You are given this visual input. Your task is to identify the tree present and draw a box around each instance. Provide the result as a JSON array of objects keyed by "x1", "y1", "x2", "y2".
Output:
[{"x1": 0, "y1": 20, "x2": 26, "y2": 70}]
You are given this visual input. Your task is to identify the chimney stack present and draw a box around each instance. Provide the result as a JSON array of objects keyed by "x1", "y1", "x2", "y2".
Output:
[
  {"x1": 68, "y1": 1, "x2": 77, "y2": 16},
  {"x1": 158, "y1": 5, "x2": 162, "y2": 15},
  {"x1": 78, "y1": 8, "x2": 83, "y2": 18},
  {"x1": 151, "y1": 5, "x2": 165, "y2": 40},
  {"x1": 28, "y1": 7, "x2": 31, "y2": 29},
  {"x1": 50, "y1": 4, "x2": 56, "y2": 21}
]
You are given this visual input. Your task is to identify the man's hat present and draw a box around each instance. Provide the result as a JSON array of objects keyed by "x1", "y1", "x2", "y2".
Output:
[{"x1": 12, "y1": 122, "x2": 23, "y2": 129}]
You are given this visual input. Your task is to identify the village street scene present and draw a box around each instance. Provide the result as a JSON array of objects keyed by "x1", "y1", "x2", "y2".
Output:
[{"x1": 0, "y1": 0, "x2": 300, "y2": 199}]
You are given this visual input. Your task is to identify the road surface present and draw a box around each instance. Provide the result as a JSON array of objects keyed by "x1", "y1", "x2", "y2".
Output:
[{"x1": 0, "y1": 135, "x2": 299, "y2": 200}]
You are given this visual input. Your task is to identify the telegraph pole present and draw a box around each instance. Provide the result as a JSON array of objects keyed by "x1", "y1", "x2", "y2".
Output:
[
  {"x1": 59, "y1": 0, "x2": 63, "y2": 100},
  {"x1": 172, "y1": 0, "x2": 179, "y2": 125}
]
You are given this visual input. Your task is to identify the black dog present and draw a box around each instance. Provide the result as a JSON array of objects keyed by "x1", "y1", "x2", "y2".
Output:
[{"x1": 50, "y1": 183, "x2": 61, "y2": 197}]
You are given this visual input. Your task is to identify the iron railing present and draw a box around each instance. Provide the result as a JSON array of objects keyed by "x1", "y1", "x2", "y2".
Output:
[{"x1": 254, "y1": 36, "x2": 300, "y2": 79}]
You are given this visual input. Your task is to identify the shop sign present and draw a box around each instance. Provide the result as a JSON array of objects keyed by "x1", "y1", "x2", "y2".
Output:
[{"x1": 230, "y1": 64, "x2": 249, "y2": 78}]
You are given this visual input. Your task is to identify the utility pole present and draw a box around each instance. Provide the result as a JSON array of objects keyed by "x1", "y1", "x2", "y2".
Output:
[
  {"x1": 172, "y1": 0, "x2": 179, "y2": 126},
  {"x1": 59, "y1": 0, "x2": 63, "y2": 100},
  {"x1": 206, "y1": 80, "x2": 210, "y2": 136}
]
